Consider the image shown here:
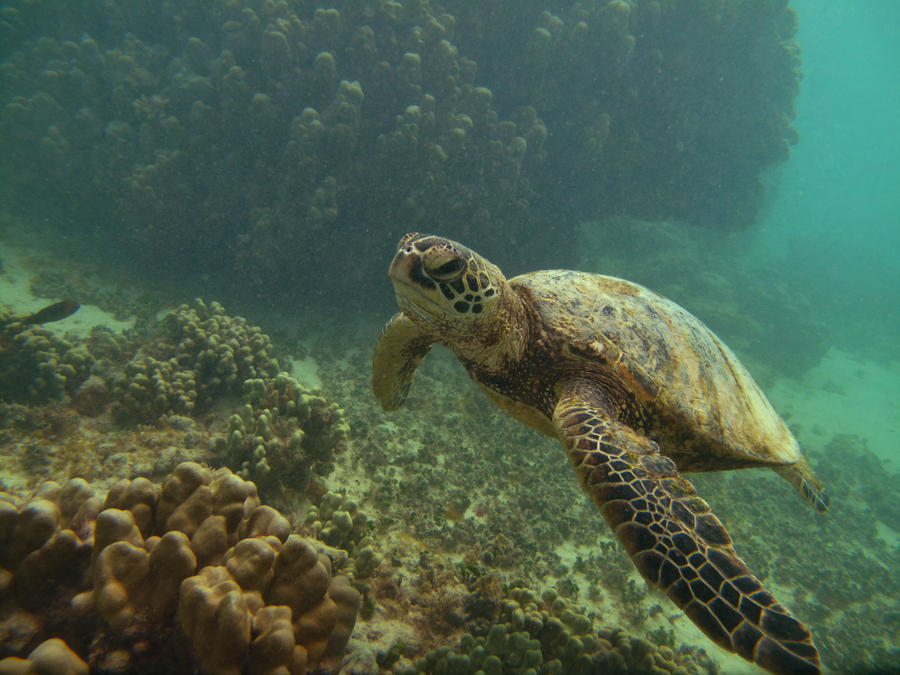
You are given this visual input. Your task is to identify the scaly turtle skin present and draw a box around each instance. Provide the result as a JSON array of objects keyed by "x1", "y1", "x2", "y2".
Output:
[{"x1": 374, "y1": 234, "x2": 829, "y2": 675}]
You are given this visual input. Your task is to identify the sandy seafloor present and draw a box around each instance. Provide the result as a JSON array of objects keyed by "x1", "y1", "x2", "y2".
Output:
[
  {"x1": 767, "y1": 352, "x2": 899, "y2": 473},
  {"x1": 1, "y1": 230, "x2": 897, "y2": 675}
]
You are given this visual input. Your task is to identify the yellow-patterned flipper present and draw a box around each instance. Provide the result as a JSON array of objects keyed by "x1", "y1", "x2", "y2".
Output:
[
  {"x1": 373, "y1": 312, "x2": 433, "y2": 411},
  {"x1": 553, "y1": 380, "x2": 821, "y2": 675}
]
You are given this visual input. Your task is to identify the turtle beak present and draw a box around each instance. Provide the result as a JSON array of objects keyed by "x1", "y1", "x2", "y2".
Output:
[
  {"x1": 388, "y1": 245, "x2": 436, "y2": 292},
  {"x1": 388, "y1": 242, "x2": 446, "y2": 325},
  {"x1": 389, "y1": 233, "x2": 422, "y2": 282},
  {"x1": 388, "y1": 248, "x2": 410, "y2": 282}
]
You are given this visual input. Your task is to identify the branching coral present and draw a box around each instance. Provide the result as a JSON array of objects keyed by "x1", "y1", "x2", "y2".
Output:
[
  {"x1": 0, "y1": 319, "x2": 93, "y2": 404},
  {"x1": 111, "y1": 299, "x2": 281, "y2": 423},
  {"x1": 1, "y1": 298, "x2": 283, "y2": 422},
  {"x1": 301, "y1": 490, "x2": 382, "y2": 588},
  {"x1": 215, "y1": 372, "x2": 349, "y2": 493}
]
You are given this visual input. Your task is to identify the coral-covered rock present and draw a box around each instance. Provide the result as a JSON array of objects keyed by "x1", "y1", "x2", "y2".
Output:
[
  {"x1": 409, "y1": 586, "x2": 717, "y2": 674},
  {"x1": 0, "y1": 463, "x2": 360, "y2": 673},
  {"x1": 0, "y1": 322, "x2": 93, "y2": 404},
  {"x1": 216, "y1": 373, "x2": 349, "y2": 495},
  {"x1": 111, "y1": 299, "x2": 281, "y2": 424},
  {"x1": 4, "y1": 1, "x2": 799, "y2": 274},
  {"x1": 0, "y1": 638, "x2": 88, "y2": 675},
  {"x1": 6, "y1": 0, "x2": 810, "y2": 308}
]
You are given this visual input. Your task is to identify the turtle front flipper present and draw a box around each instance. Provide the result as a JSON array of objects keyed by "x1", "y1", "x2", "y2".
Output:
[
  {"x1": 553, "y1": 380, "x2": 821, "y2": 675},
  {"x1": 373, "y1": 312, "x2": 433, "y2": 411}
]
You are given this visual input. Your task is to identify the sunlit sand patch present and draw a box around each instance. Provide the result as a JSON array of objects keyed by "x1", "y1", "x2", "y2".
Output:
[
  {"x1": 768, "y1": 347, "x2": 899, "y2": 468},
  {"x1": 0, "y1": 241, "x2": 134, "y2": 336},
  {"x1": 290, "y1": 354, "x2": 323, "y2": 389}
]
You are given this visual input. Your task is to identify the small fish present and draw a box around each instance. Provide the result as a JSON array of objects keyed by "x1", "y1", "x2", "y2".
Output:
[{"x1": 21, "y1": 299, "x2": 80, "y2": 325}]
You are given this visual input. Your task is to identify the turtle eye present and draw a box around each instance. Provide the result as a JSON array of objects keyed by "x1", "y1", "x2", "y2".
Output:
[{"x1": 427, "y1": 257, "x2": 465, "y2": 280}]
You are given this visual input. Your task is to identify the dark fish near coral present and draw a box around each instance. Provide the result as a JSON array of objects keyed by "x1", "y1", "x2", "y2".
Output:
[{"x1": 21, "y1": 299, "x2": 80, "y2": 325}]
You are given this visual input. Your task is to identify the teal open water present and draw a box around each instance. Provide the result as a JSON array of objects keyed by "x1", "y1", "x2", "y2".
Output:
[
  {"x1": 756, "y1": 0, "x2": 900, "y2": 365},
  {"x1": 0, "y1": 2, "x2": 897, "y2": 674}
]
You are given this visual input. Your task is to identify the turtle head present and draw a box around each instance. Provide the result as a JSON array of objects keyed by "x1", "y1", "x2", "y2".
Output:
[{"x1": 388, "y1": 233, "x2": 506, "y2": 332}]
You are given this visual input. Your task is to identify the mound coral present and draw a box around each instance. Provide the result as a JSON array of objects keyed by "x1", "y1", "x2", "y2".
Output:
[
  {"x1": 0, "y1": 462, "x2": 360, "y2": 673},
  {"x1": 0, "y1": 638, "x2": 89, "y2": 675}
]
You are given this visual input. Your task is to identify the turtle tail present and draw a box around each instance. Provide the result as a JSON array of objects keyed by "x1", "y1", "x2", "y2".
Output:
[{"x1": 774, "y1": 458, "x2": 829, "y2": 514}]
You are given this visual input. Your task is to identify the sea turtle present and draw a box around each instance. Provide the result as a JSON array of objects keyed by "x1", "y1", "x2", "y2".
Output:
[{"x1": 373, "y1": 233, "x2": 829, "y2": 675}]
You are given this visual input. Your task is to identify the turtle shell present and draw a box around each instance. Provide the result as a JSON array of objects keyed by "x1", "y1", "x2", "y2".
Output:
[{"x1": 510, "y1": 269, "x2": 800, "y2": 472}]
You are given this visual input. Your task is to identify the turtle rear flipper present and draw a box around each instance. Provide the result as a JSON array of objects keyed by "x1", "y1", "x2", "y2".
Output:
[
  {"x1": 554, "y1": 380, "x2": 822, "y2": 675},
  {"x1": 774, "y1": 459, "x2": 830, "y2": 514},
  {"x1": 373, "y1": 312, "x2": 432, "y2": 411}
]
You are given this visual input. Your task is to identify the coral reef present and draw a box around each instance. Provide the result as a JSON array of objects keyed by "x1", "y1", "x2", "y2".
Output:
[
  {"x1": 0, "y1": 462, "x2": 360, "y2": 673},
  {"x1": 317, "y1": 337, "x2": 900, "y2": 675},
  {"x1": 215, "y1": 372, "x2": 349, "y2": 494},
  {"x1": 392, "y1": 586, "x2": 716, "y2": 674},
  {"x1": 1, "y1": 222, "x2": 895, "y2": 675},
  {"x1": 0, "y1": 638, "x2": 89, "y2": 675},
  {"x1": 0, "y1": 278, "x2": 897, "y2": 673},
  {"x1": 0, "y1": 298, "x2": 350, "y2": 515},
  {"x1": 111, "y1": 299, "x2": 280, "y2": 423},
  {"x1": 448, "y1": 0, "x2": 801, "y2": 228},
  {"x1": 1, "y1": 0, "x2": 801, "y2": 306},
  {"x1": 0, "y1": 298, "x2": 283, "y2": 420},
  {"x1": 0, "y1": 1, "x2": 542, "y2": 299},
  {"x1": 0, "y1": 311, "x2": 92, "y2": 404}
]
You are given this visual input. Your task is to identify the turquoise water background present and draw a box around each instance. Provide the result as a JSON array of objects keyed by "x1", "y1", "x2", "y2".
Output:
[
  {"x1": 753, "y1": 1, "x2": 899, "y2": 360},
  {"x1": 0, "y1": 3, "x2": 897, "y2": 673}
]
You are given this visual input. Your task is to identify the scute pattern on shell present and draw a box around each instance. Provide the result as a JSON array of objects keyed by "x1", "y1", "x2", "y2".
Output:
[{"x1": 509, "y1": 269, "x2": 801, "y2": 470}]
